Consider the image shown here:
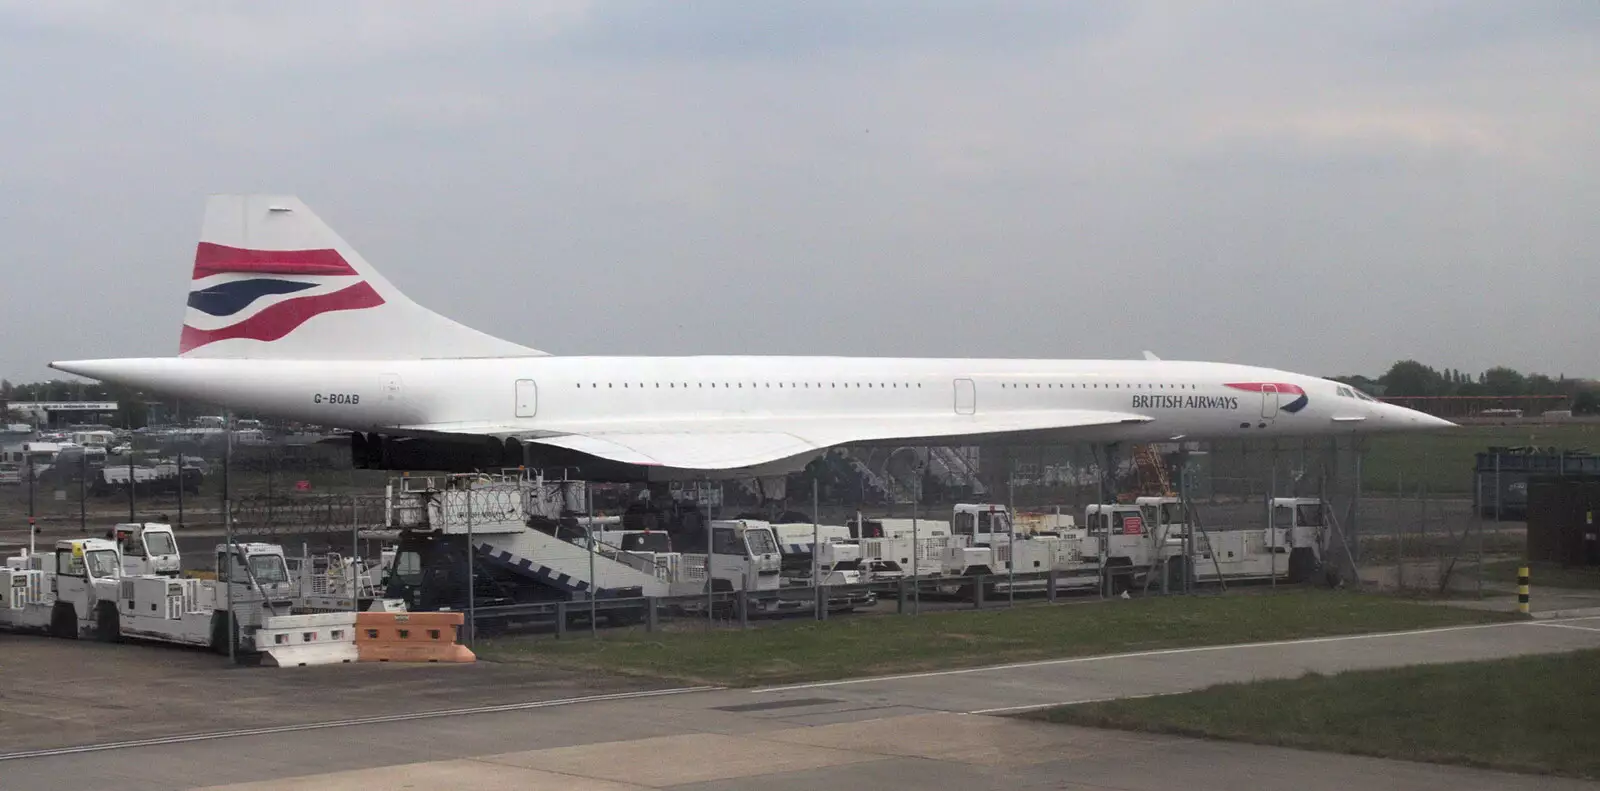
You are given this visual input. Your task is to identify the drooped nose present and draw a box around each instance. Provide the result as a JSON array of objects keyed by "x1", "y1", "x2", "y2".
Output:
[{"x1": 1377, "y1": 402, "x2": 1456, "y2": 430}]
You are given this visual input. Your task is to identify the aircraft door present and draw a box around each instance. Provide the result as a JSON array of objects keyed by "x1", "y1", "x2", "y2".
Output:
[
  {"x1": 1261, "y1": 384, "x2": 1279, "y2": 420},
  {"x1": 381, "y1": 373, "x2": 403, "y2": 405},
  {"x1": 515, "y1": 379, "x2": 538, "y2": 418},
  {"x1": 954, "y1": 379, "x2": 977, "y2": 415}
]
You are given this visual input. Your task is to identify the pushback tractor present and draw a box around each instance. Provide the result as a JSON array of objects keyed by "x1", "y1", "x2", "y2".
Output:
[{"x1": 1, "y1": 537, "x2": 298, "y2": 653}]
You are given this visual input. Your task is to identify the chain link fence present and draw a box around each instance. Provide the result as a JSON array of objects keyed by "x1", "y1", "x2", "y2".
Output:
[{"x1": 0, "y1": 432, "x2": 1526, "y2": 623}]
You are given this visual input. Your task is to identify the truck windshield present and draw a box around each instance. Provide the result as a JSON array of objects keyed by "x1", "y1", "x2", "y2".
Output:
[
  {"x1": 1296, "y1": 504, "x2": 1325, "y2": 527},
  {"x1": 85, "y1": 550, "x2": 120, "y2": 579},
  {"x1": 744, "y1": 529, "x2": 778, "y2": 556},
  {"x1": 249, "y1": 555, "x2": 290, "y2": 584},
  {"x1": 980, "y1": 512, "x2": 1010, "y2": 534},
  {"x1": 145, "y1": 532, "x2": 177, "y2": 556},
  {"x1": 392, "y1": 551, "x2": 423, "y2": 586},
  {"x1": 621, "y1": 533, "x2": 670, "y2": 552},
  {"x1": 1161, "y1": 503, "x2": 1187, "y2": 525}
]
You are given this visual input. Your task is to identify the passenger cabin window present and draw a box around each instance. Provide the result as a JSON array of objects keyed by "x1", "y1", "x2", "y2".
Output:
[
  {"x1": 1272, "y1": 505, "x2": 1295, "y2": 529},
  {"x1": 1112, "y1": 512, "x2": 1140, "y2": 535},
  {"x1": 1142, "y1": 503, "x2": 1186, "y2": 525},
  {"x1": 117, "y1": 529, "x2": 146, "y2": 558},
  {"x1": 956, "y1": 510, "x2": 1009, "y2": 535},
  {"x1": 954, "y1": 511, "x2": 976, "y2": 536},
  {"x1": 56, "y1": 549, "x2": 86, "y2": 577},
  {"x1": 393, "y1": 551, "x2": 423, "y2": 586},
  {"x1": 1297, "y1": 504, "x2": 1325, "y2": 527},
  {"x1": 711, "y1": 527, "x2": 745, "y2": 556}
]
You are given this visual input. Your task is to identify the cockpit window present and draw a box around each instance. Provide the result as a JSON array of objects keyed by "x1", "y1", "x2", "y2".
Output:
[
  {"x1": 1354, "y1": 390, "x2": 1376, "y2": 402},
  {"x1": 1336, "y1": 386, "x2": 1353, "y2": 398}
]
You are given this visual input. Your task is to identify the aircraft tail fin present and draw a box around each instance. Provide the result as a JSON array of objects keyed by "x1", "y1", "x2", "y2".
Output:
[{"x1": 179, "y1": 195, "x2": 544, "y2": 360}]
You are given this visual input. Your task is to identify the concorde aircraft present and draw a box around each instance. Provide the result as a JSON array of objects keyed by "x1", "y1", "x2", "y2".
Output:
[{"x1": 50, "y1": 195, "x2": 1452, "y2": 481}]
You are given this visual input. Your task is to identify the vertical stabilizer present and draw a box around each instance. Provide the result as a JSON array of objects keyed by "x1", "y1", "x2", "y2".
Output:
[{"x1": 179, "y1": 195, "x2": 544, "y2": 360}]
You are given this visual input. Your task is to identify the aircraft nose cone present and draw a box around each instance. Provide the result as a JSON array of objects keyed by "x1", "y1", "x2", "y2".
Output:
[{"x1": 1388, "y1": 404, "x2": 1454, "y2": 429}]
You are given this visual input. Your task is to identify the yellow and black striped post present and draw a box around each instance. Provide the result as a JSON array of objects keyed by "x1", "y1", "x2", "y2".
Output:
[{"x1": 1517, "y1": 565, "x2": 1530, "y2": 615}]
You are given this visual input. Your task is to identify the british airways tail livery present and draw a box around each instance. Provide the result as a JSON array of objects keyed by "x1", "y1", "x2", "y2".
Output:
[{"x1": 51, "y1": 195, "x2": 1452, "y2": 481}]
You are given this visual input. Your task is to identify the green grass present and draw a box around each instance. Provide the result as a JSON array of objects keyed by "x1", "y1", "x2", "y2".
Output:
[
  {"x1": 1480, "y1": 559, "x2": 1600, "y2": 591},
  {"x1": 475, "y1": 591, "x2": 1513, "y2": 686},
  {"x1": 1363, "y1": 423, "x2": 1600, "y2": 495},
  {"x1": 1030, "y1": 649, "x2": 1600, "y2": 780}
]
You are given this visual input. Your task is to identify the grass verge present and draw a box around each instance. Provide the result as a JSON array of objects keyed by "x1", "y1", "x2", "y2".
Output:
[
  {"x1": 1363, "y1": 423, "x2": 1600, "y2": 495},
  {"x1": 475, "y1": 591, "x2": 1513, "y2": 686},
  {"x1": 1029, "y1": 649, "x2": 1600, "y2": 780}
]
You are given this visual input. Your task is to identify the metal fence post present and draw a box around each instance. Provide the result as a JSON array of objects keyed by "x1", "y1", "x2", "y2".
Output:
[
  {"x1": 1047, "y1": 569, "x2": 1057, "y2": 602},
  {"x1": 646, "y1": 597, "x2": 658, "y2": 632},
  {"x1": 1270, "y1": 442, "x2": 1277, "y2": 591},
  {"x1": 78, "y1": 451, "x2": 86, "y2": 534},
  {"x1": 973, "y1": 575, "x2": 985, "y2": 609},
  {"x1": 127, "y1": 430, "x2": 136, "y2": 522},
  {"x1": 812, "y1": 479, "x2": 821, "y2": 621},
  {"x1": 586, "y1": 492, "x2": 596, "y2": 639},
  {"x1": 1007, "y1": 478, "x2": 1015, "y2": 608},
  {"x1": 175, "y1": 452, "x2": 184, "y2": 529},
  {"x1": 704, "y1": 489, "x2": 713, "y2": 631},
  {"x1": 912, "y1": 481, "x2": 920, "y2": 614},
  {"x1": 556, "y1": 600, "x2": 567, "y2": 638},
  {"x1": 466, "y1": 476, "x2": 475, "y2": 647},
  {"x1": 223, "y1": 408, "x2": 234, "y2": 664}
]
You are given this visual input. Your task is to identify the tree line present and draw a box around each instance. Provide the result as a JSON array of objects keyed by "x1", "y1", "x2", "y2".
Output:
[{"x1": 1331, "y1": 361, "x2": 1599, "y2": 414}]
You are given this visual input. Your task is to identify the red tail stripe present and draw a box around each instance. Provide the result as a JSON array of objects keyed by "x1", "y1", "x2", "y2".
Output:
[
  {"x1": 192, "y1": 242, "x2": 357, "y2": 279},
  {"x1": 179, "y1": 282, "x2": 384, "y2": 353}
]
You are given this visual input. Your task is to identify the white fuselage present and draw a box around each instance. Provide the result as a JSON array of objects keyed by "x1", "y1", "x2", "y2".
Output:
[{"x1": 59, "y1": 355, "x2": 1438, "y2": 446}]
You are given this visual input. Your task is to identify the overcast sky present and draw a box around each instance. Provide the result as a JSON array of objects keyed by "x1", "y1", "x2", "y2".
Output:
[{"x1": 2, "y1": 1, "x2": 1595, "y2": 383}]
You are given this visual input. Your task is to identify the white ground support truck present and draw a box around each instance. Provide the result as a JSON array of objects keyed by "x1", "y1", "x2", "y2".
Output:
[
  {"x1": 946, "y1": 504, "x2": 1107, "y2": 595},
  {"x1": 112, "y1": 522, "x2": 181, "y2": 577},
  {"x1": 1189, "y1": 497, "x2": 1329, "y2": 584},
  {"x1": 0, "y1": 538, "x2": 296, "y2": 652},
  {"x1": 1078, "y1": 503, "x2": 1178, "y2": 593}
]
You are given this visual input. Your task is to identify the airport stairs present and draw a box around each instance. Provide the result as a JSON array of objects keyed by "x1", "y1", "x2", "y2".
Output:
[
  {"x1": 474, "y1": 527, "x2": 674, "y2": 598},
  {"x1": 837, "y1": 452, "x2": 892, "y2": 503},
  {"x1": 1133, "y1": 444, "x2": 1176, "y2": 498},
  {"x1": 926, "y1": 446, "x2": 986, "y2": 497}
]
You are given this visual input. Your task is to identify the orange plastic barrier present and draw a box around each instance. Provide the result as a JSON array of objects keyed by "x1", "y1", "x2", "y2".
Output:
[{"x1": 353, "y1": 611, "x2": 476, "y2": 663}]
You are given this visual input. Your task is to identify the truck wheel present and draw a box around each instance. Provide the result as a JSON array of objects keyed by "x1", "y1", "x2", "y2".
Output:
[
  {"x1": 94, "y1": 601, "x2": 122, "y2": 643},
  {"x1": 1165, "y1": 557, "x2": 1190, "y2": 591},
  {"x1": 1102, "y1": 562, "x2": 1132, "y2": 595},
  {"x1": 50, "y1": 604, "x2": 78, "y2": 639},
  {"x1": 209, "y1": 611, "x2": 238, "y2": 655},
  {"x1": 1287, "y1": 548, "x2": 1317, "y2": 584}
]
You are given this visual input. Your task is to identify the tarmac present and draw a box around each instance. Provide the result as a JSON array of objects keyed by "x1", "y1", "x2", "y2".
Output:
[{"x1": 4, "y1": 616, "x2": 1600, "y2": 790}]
